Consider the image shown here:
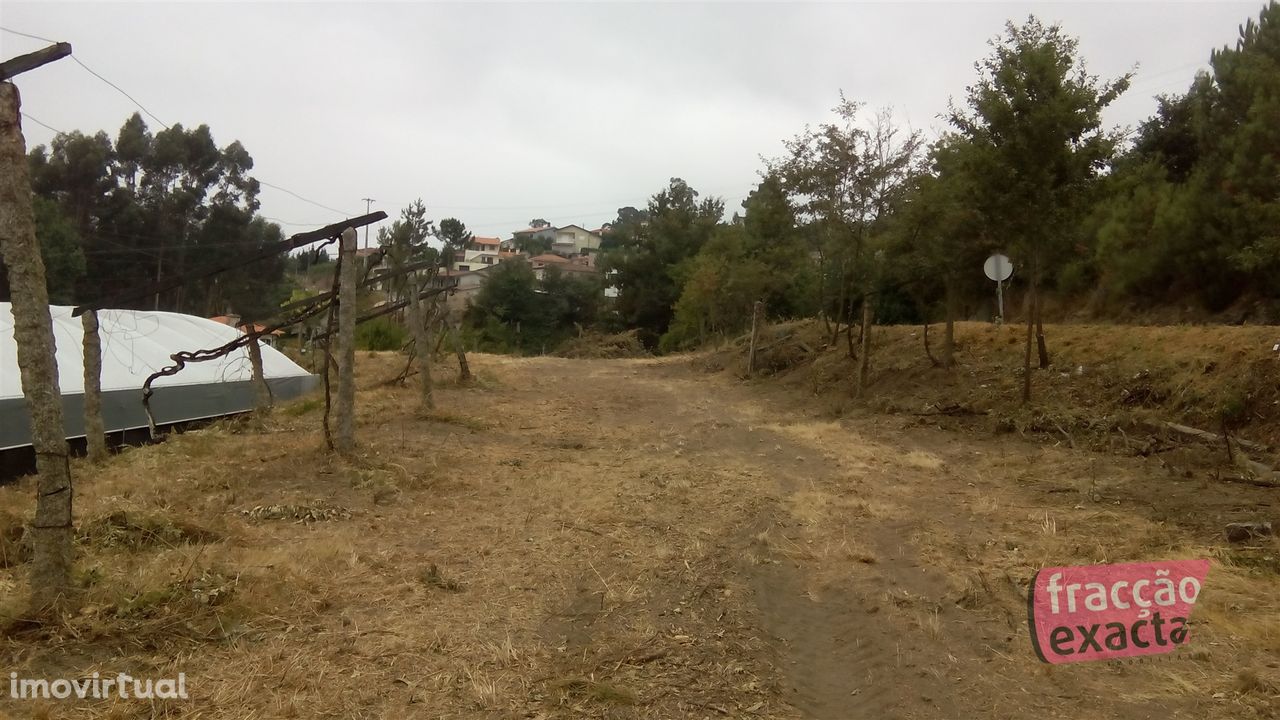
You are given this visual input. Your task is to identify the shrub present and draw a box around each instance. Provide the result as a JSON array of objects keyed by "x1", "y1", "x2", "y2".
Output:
[{"x1": 355, "y1": 317, "x2": 408, "y2": 351}]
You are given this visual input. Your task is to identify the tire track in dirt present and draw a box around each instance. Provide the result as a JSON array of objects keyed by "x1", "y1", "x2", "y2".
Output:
[
  {"x1": 623, "y1": 363, "x2": 965, "y2": 718},
  {"x1": 511, "y1": 358, "x2": 1225, "y2": 719}
]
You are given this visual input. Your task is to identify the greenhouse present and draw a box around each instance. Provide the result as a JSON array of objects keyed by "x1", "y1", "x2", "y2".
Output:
[{"x1": 0, "y1": 303, "x2": 318, "y2": 450}]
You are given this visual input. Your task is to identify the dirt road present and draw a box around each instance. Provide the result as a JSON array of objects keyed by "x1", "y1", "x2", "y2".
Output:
[{"x1": 2, "y1": 352, "x2": 1276, "y2": 719}]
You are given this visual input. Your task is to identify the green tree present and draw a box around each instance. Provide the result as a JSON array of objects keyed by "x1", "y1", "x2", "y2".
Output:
[
  {"x1": 542, "y1": 266, "x2": 604, "y2": 332},
  {"x1": 465, "y1": 259, "x2": 605, "y2": 354},
  {"x1": 1095, "y1": 2, "x2": 1280, "y2": 313},
  {"x1": 437, "y1": 217, "x2": 472, "y2": 270},
  {"x1": 31, "y1": 196, "x2": 84, "y2": 304},
  {"x1": 5, "y1": 113, "x2": 285, "y2": 316},
  {"x1": 887, "y1": 134, "x2": 993, "y2": 367},
  {"x1": 600, "y1": 179, "x2": 723, "y2": 348},
  {"x1": 514, "y1": 234, "x2": 553, "y2": 256},
  {"x1": 770, "y1": 99, "x2": 922, "y2": 383},
  {"x1": 663, "y1": 174, "x2": 817, "y2": 350},
  {"x1": 464, "y1": 259, "x2": 550, "y2": 352},
  {"x1": 600, "y1": 207, "x2": 649, "y2": 251},
  {"x1": 949, "y1": 16, "x2": 1130, "y2": 401},
  {"x1": 378, "y1": 200, "x2": 438, "y2": 409}
]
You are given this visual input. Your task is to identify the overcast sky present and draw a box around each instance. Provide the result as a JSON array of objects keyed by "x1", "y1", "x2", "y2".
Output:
[{"x1": 0, "y1": 1, "x2": 1263, "y2": 242}]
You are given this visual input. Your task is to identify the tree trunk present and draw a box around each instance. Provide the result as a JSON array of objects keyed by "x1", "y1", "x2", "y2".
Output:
[
  {"x1": 747, "y1": 300, "x2": 763, "y2": 376},
  {"x1": 923, "y1": 322, "x2": 940, "y2": 367},
  {"x1": 334, "y1": 227, "x2": 357, "y2": 452},
  {"x1": 856, "y1": 297, "x2": 873, "y2": 396},
  {"x1": 1035, "y1": 283, "x2": 1050, "y2": 369},
  {"x1": 943, "y1": 278, "x2": 957, "y2": 369},
  {"x1": 1022, "y1": 279, "x2": 1035, "y2": 404},
  {"x1": 845, "y1": 302, "x2": 856, "y2": 360},
  {"x1": 0, "y1": 83, "x2": 74, "y2": 611},
  {"x1": 406, "y1": 279, "x2": 434, "y2": 411},
  {"x1": 81, "y1": 310, "x2": 108, "y2": 463},
  {"x1": 450, "y1": 318, "x2": 472, "y2": 383},
  {"x1": 816, "y1": 250, "x2": 831, "y2": 340},
  {"x1": 246, "y1": 332, "x2": 272, "y2": 413},
  {"x1": 830, "y1": 273, "x2": 848, "y2": 347}
]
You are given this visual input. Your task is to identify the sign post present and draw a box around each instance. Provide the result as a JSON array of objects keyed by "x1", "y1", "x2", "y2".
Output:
[{"x1": 983, "y1": 253, "x2": 1014, "y2": 325}]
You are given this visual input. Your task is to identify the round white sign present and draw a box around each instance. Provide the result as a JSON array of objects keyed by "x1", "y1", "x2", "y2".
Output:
[{"x1": 984, "y1": 254, "x2": 1013, "y2": 282}]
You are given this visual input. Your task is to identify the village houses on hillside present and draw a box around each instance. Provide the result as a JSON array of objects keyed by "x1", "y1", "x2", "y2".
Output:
[
  {"x1": 278, "y1": 222, "x2": 615, "y2": 321},
  {"x1": 436, "y1": 222, "x2": 612, "y2": 313}
]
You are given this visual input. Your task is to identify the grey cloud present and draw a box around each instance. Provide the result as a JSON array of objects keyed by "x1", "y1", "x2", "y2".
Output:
[{"x1": 2, "y1": 1, "x2": 1261, "y2": 238}]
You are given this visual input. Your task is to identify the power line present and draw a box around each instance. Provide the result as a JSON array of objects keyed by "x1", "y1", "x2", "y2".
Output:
[
  {"x1": 0, "y1": 29, "x2": 164, "y2": 128},
  {"x1": 1126, "y1": 59, "x2": 1210, "y2": 91},
  {"x1": 20, "y1": 111, "x2": 63, "y2": 135},
  {"x1": 258, "y1": 181, "x2": 353, "y2": 217},
  {"x1": 89, "y1": 227, "x2": 303, "y2": 255},
  {"x1": 380, "y1": 183, "x2": 751, "y2": 214},
  {"x1": 2, "y1": 25, "x2": 353, "y2": 222},
  {"x1": 260, "y1": 215, "x2": 340, "y2": 227},
  {"x1": 69, "y1": 56, "x2": 168, "y2": 129},
  {"x1": 0, "y1": 25, "x2": 54, "y2": 43}
]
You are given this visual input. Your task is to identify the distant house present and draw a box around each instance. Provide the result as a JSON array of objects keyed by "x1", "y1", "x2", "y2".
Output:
[
  {"x1": 437, "y1": 265, "x2": 497, "y2": 314},
  {"x1": 552, "y1": 225, "x2": 603, "y2": 257},
  {"x1": 528, "y1": 253, "x2": 570, "y2": 281},
  {"x1": 553, "y1": 261, "x2": 600, "y2": 277},
  {"x1": 455, "y1": 236, "x2": 503, "y2": 271},
  {"x1": 511, "y1": 225, "x2": 557, "y2": 247},
  {"x1": 529, "y1": 253, "x2": 601, "y2": 282}
]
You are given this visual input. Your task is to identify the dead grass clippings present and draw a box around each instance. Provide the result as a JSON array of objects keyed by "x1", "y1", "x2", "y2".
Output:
[{"x1": 240, "y1": 503, "x2": 353, "y2": 524}]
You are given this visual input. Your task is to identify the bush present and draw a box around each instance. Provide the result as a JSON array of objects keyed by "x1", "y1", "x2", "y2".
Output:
[{"x1": 355, "y1": 317, "x2": 408, "y2": 351}]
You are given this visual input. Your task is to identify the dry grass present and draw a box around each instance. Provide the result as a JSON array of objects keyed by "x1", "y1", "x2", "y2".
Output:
[
  {"x1": 0, "y1": 353, "x2": 798, "y2": 719},
  {"x1": 2, "y1": 341, "x2": 1279, "y2": 718}
]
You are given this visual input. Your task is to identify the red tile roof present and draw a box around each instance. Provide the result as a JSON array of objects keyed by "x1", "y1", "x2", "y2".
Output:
[
  {"x1": 551, "y1": 263, "x2": 599, "y2": 274},
  {"x1": 473, "y1": 236, "x2": 501, "y2": 246},
  {"x1": 529, "y1": 254, "x2": 569, "y2": 264}
]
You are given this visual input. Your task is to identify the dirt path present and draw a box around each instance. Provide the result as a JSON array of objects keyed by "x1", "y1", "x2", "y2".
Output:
[
  {"x1": 2, "y1": 352, "x2": 1276, "y2": 719},
  {"x1": 462, "y1": 355, "x2": 1271, "y2": 720},
  {"x1": 375, "y1": 354, "x2": 1270, "y2": 719}
]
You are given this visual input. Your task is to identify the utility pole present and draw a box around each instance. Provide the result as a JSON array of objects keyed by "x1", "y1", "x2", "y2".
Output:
[{"x1": 361, "y1": 198, "x2": 375, "y2": 249}]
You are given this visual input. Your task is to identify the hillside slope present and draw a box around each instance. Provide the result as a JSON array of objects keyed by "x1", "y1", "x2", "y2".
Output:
[{"x1": 709, "y1": 320, "x2": 1280, "y2": 466}]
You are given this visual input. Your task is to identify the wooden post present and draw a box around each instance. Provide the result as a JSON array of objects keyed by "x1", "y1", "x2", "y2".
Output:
[
  {"x1": 747, "y1": 300, "x2": 763, "y2": 376},
  {"x1": 0, "y1": 82, "x2": 74, "y2": 611},
  {"x1": 81, "y1": 310, "x2": 108, "y2": 463},
  {"x1": 0, "y1": 43, "x2": 72, "y2": 82},
  {"x1": 334, "y1": 227, "x2": 357, "y2": 452}
]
